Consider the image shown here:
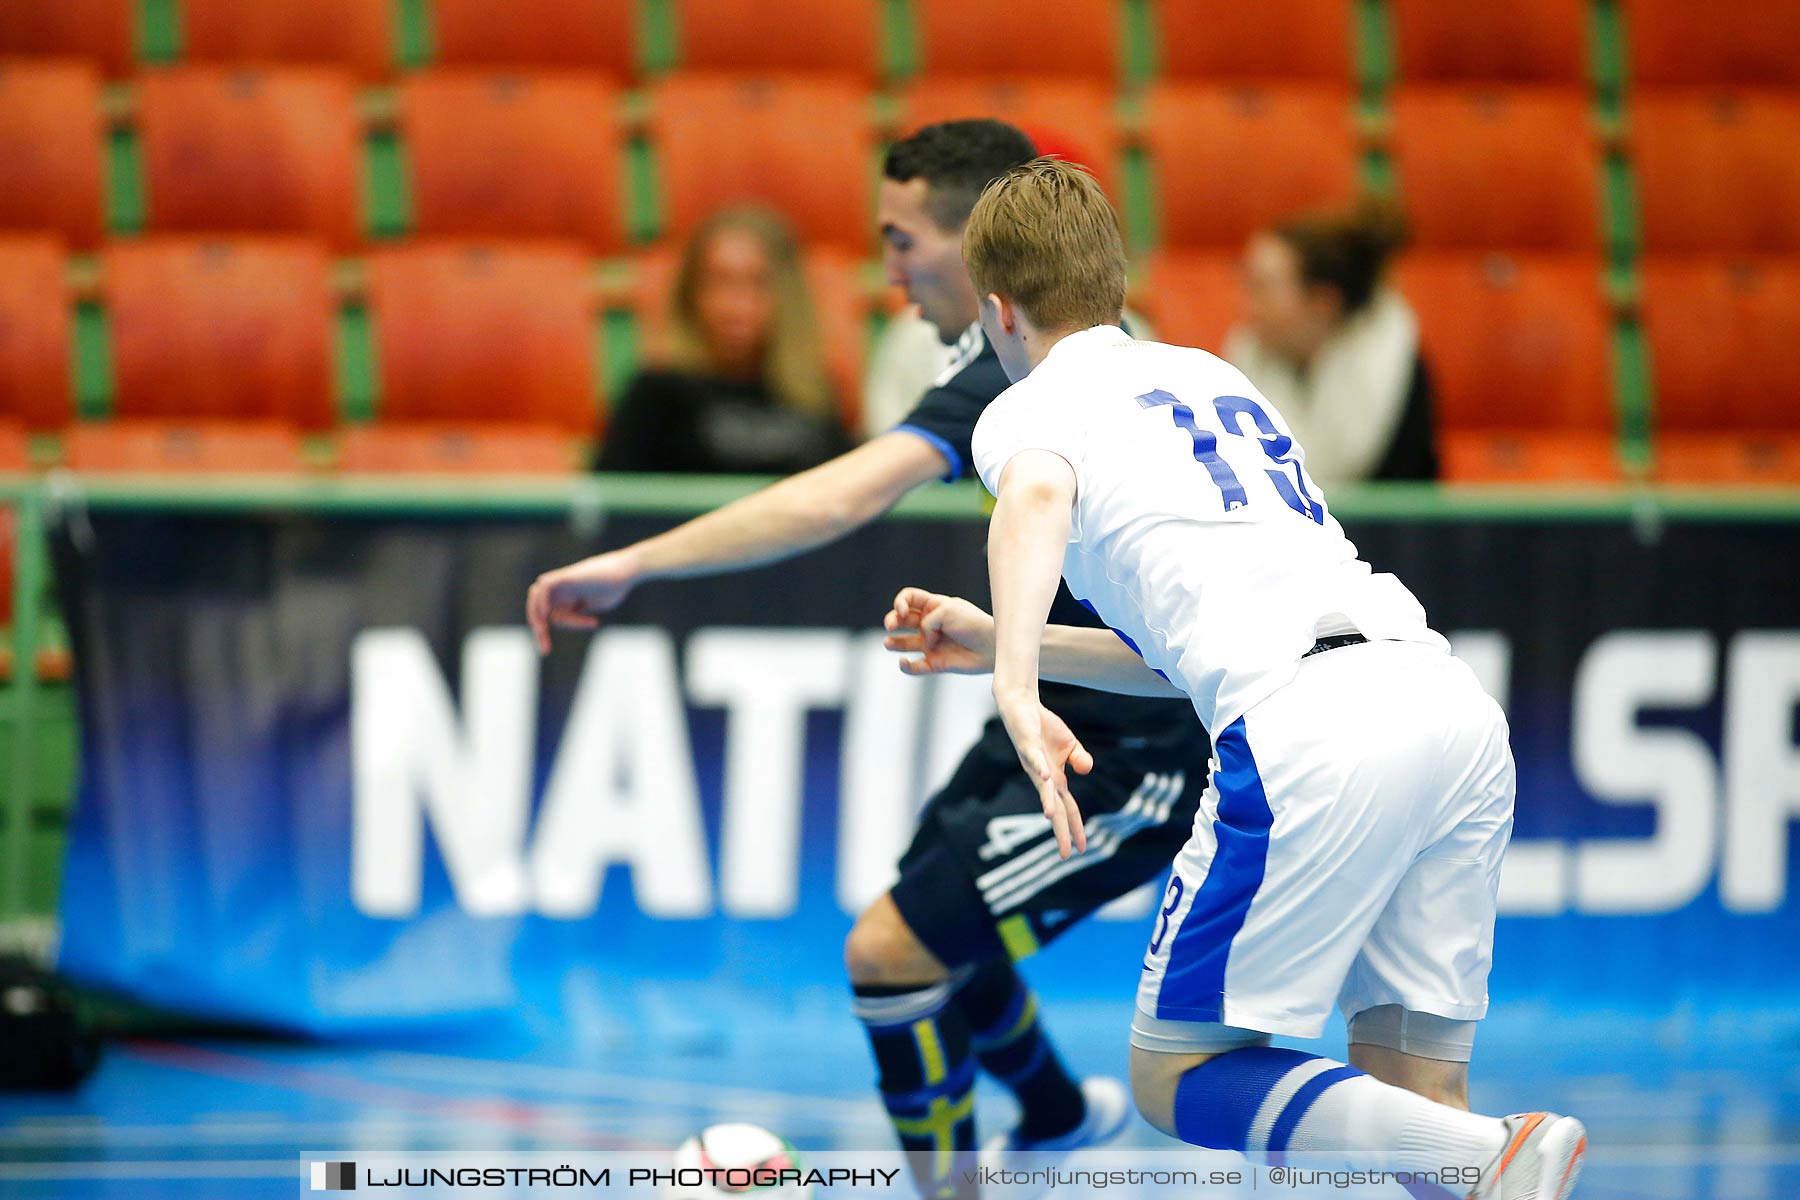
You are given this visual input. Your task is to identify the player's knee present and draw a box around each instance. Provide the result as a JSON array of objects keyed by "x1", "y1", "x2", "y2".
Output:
[
  {"x1": 1128, "y1": 1046, "x2": 1191, "y2": 1139},
  {"x1": 843, "y1": 897, "x2": 941, "y2": 987}
]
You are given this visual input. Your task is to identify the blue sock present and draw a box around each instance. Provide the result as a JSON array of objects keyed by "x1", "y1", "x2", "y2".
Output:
[
  {"x1": 955, "y1": 958, "x2": 1085, "y2": 1141},
  {"x1": 1172, "y1": 1046, "x2": 1365, "y2": 1157}
]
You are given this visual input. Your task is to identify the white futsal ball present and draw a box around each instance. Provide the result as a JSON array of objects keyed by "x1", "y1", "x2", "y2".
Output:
[{"x1": 669, "y1": 1123, "x2": 815, "y2": 1199}]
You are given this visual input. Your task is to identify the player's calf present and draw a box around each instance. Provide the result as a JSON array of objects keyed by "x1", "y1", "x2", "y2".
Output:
[{"x1": 1347, "y1": 1005, "x2": 1476, "y2": 1111}]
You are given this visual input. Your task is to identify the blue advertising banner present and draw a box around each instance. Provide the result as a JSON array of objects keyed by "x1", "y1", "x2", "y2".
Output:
[{"x1": 49, "y1": 509, "x2": 1800, "y2": 1038}]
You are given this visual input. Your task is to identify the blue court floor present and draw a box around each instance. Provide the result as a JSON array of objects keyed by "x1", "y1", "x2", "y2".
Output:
[{"x1": 2, "y1": 1001, "x2": 1796, "y2": 1199}]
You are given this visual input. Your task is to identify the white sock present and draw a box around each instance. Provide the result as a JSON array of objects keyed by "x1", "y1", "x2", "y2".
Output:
[{"x1": 1291, "y1": 1070, "x2": 1508, "y2": 1174}]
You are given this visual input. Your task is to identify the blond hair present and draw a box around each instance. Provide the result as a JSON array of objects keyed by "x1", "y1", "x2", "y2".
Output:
[
  {"x1": 665, "y1": 206, "x2": 834, "y2": 420},
  {"x1": 962, "y1": 158, "x2": 1127, "y2": 333}
]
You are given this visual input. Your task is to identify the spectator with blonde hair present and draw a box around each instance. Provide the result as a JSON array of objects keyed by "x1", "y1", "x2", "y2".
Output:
[
  {"x1": 598, "y1": 206, "x2": 850, "y2": 473},
  {"x1": 1227, "y1": 197, "x2": 1438, "y2": 487}
]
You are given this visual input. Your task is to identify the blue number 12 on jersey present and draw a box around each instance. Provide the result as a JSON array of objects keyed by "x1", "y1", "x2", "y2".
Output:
[{"x1": 1134, "y1": 389, "x2": 1326, "y2": 524}]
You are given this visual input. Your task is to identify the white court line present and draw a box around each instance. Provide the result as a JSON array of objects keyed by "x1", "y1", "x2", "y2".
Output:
[
  {"x1": 370, "y1": 1051, "x2": 888, "y2": 1125},
  {"x1": 0, "y1": 1112, "x2": 619, "y2": 1147},
  {"x1": 0, "y1": 1160, "x2": 299, "y2": 1180}
]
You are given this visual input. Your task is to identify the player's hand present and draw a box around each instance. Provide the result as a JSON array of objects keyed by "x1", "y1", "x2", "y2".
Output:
[
  {"x1": 882, "y1": 587, "x2": 996, "y2": 675},
  {"x1": 994, "y1": 689, "x2": 1092, "y2": 860},
  {"x1": 525, "y1": 550, "x2": 639, "y2": 654}
]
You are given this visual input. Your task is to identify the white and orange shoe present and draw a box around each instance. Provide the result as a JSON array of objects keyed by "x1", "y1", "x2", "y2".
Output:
[{"x1": 1470, "y1": 1112, "x2": 1587, "y2": 1200}]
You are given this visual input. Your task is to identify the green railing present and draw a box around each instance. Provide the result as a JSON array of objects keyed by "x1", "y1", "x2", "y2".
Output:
[{"x1": 4, "y1": 474, "x2": 1800, "y2": 926}]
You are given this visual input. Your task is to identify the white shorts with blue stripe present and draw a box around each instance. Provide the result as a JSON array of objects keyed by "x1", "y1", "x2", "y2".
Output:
[{"x1": 1134, "y1": 640, "x2": 1515, "y2": 1050}]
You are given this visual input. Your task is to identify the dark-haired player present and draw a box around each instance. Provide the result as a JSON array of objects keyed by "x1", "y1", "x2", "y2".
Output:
[{"x1": 527, "y1": 122, "x2": 1212, "y2": 1199}]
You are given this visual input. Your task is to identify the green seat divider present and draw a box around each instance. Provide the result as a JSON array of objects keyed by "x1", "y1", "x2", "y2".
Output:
[
  {"x1": 885, "y1": 0, "x2": 918, "y2": 82},
  {"x1": 140, "y1": 0, "x2": 180, "y2": 64},
  {"x1": 1598, "y1": 0, "x2": 1645, "y2": 470},
  {"x1": 598, "y1": 254, "x2": 639, "y2": 403},
  {"x1": 1122, "y1": 0, "x2": 1150, "y2": 87},
  {"x1": 627, "y1": 132, "x2": 660, "y2": 246},
  {"x1": 1604, "y1": 150, "x2": 1637, "y2": 266},
  {"x1": 397, "y1": 0, "x2": 432, "y2": 67},
  {"x1": 1592, "y1": 0, "x2": 1626, "y2": 112},
  {"x1": 602, "y1": 308, "x2": 636, "y2": 415},
  {"x1": 106, "y1": 118, "x2": 145, "y2": 237},
  {"x1": 1613, "y1": 312, "x2": 1652, "y2": 472},
  {"x1": 1124, "y1": 143, "x2": 1156, "y2": 258},
  {"x1": 339, "y1": 303, "x2": 377, "y2": 424},
  {"x1": 642, "y1": 0, "x2": 675, "y2": 75},
  {"x1": 366, "y1": 127, "x2": 410, "y2": 240},
  {"x1": 1355, "y1": 0, "x2": 1394, "y2": 98},
  {"x1": 1359, "y1": 96, "x2": 1394, "y2": 193},
  {"x1": 1354, "y1": 0, "x2": 1395, "y2": 196},
  {"x1": 73, "y1": 303, "x2": 112, "y2": 422}
]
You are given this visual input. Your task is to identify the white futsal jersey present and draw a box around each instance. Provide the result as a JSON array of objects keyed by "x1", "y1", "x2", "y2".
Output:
[
  {"x1": 972, "y1": 323, "x2": 1445, "y2": 734},
  {"x1": 973, "y1": 324, "x2": 1514, "y2": 1043}
]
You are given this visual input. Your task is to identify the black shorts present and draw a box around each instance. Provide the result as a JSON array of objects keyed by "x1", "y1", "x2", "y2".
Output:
[{"x1": 890, "y1": 719, "x2": 1210, "y2": 969}]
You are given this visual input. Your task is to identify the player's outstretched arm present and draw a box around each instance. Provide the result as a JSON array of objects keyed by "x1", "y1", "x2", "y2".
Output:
[
  {"x1": 882, "y1": 587, "x2": 995, "y2": 674},
  {"x1": 526, "y1": 433, "x2": 951, "y2": 653},
  {"x1": 882, "y1": 587, "x2": 1184, "y2": 699},
  {"x1": 988, "y1": 450, "x2": 1090, "y2": 859}
]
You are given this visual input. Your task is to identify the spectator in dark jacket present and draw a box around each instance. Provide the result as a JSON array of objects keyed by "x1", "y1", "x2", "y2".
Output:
[{"x1": 599, "y1": 206, "x2": 850, "y2": 474}]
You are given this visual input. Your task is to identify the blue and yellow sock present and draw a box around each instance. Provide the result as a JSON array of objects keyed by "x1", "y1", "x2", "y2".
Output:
[
  {"x1": 853, "y1": 979, "x2": 978, "y2": 1200},
  {"x1": 955, "y1": 957, "x2": 1086, "y2": 1142}
]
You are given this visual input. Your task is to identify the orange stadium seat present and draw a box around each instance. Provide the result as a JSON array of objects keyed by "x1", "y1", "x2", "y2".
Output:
[
  {"x1": 1650, "y1": 435, "x2": 1800, "y2": 485},
  {"x1": 1144, "y1": 85, "x2": 1358, "y2": 249},
  {"x1": 1625, "y1": 0, "x2": 1800, "y2": 87},
  {"x1": 675, "y1": 0, "x2": 880, "y2": 77},
  {"x1": 899, "y1": 78, "x2": 1122, "y2": 194},
  {"x1": 0, "y1": 421, "x2": 26, "y2": 471},
  {"x1": 105, "y1": 239, "x2": 336, "y2": 428},
  {"x1": 913, "y1": 0, "x2": 1117, "y2": 80},
  {"x1": 1398, "y1": 253, "x2": 1618, "y2": 481},
  {"x1": 1640, "y1": 256, "x2": 1800, "y2": 484},
  {"x1": 649, "y1": 74, "x2": 875, "y2": 249},
  {"x1": 180, "y1": 0, "x2": 396, "y2": 79},
  {"x1": 1390, "y1": 0, "x2": 1589, "y2": 83},
  {"x1": 367, "y1": 242, "x2": 599, "y2": 430},
  {"x1": 0, "y1": 239, "x2": 72, "y2": 430},
  {"x1": 400, "y1": 72, "x2": 625, "y2": 250},
  {"x1": 0, "y1": 0, "x2": 135, "y2": 77},
  {"x1": 62, "y1": 420, "x2": 307, "y2": 472},
  {"x1": 1434, "y1": 430, "x2": 1622, "y2": 483},
  {"x1": 429, "y1": 0, "x2": 636, "y2": 75},
  {"x1": 0, "y1": 61, "x2": 106, "y2": 249},
  {"x1": 1631, "y1": 91, "x2": 1800, "y2": 254},
  {"x1": 138, "y1": 67, "x2": 362, "y2": 247},
  {"x1": 628, "y1": 246, "x2": 870, "y2": 427},
  {"x1": 1155, "y1": 0, "x2": 1352, "y2": 82},
  {"x1": 1138, "y1": 252, "x2": 1243, "y2": 355},
  {"x1": 336, "y1": 423, "x2": 583, "y2": 474},
  {"x1": 1391, "y1": 87, "x2": 1600, "y2": 250}
]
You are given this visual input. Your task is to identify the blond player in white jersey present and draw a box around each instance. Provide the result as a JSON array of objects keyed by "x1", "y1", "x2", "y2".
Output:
[{"x1": 881, "y1": 159, "x2": 1586, "y2": 1199}]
